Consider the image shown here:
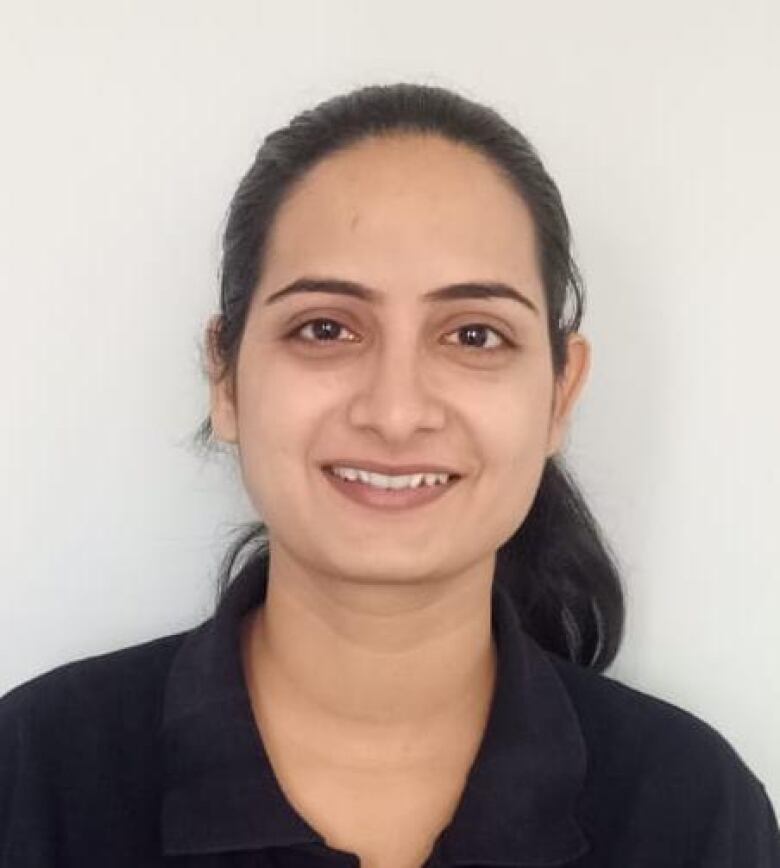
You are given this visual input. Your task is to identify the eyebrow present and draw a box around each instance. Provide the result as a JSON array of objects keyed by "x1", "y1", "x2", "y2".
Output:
[{"x1": 262, "y1": 276, "x2": 540, "y2": 317}]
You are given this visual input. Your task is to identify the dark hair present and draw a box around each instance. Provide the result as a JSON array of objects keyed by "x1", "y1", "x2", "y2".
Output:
[{"x1": 193, "y1": 82, "x2": 625, "y2": 671}]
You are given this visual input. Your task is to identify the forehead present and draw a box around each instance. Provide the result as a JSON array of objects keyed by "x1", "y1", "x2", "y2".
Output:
[{"x1": 258, "y1": 133, "x2": 542, "y2": 303}]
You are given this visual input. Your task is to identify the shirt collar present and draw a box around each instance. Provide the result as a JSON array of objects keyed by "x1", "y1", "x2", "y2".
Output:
[{"x1": 161, "y1": 555, "x2": 590, "y2": 865}]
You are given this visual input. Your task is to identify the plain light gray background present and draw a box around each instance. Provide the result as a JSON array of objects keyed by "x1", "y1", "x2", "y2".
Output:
[{"x1": 1, "y1": 0, "x2": 778, "y2": 805}]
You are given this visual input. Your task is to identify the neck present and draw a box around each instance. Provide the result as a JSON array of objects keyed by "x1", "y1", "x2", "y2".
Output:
[{"x1": 240, "y1": 543, "x2": 498, "y2": 771}]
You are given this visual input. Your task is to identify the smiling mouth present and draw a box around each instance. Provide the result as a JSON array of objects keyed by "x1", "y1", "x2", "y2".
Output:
[
  {"x1": 324, "y1": 464, "x2": 459, "y2": 488},
  {"x1": 321, "y1": 465, "x2": 461, "y2": 511}
]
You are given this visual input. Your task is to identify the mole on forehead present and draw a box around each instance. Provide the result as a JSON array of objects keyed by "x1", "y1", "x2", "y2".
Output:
[{"x1": 264, "y1": 140, "x2": 536, "y2": 277}]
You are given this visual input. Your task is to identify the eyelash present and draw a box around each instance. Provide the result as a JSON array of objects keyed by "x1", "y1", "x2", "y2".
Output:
[{"x1": 285, "y1": 318, "x2": 515, "y2": 351}]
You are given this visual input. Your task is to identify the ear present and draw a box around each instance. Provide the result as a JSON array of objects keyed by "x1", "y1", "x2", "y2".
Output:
[
  {"x1": 205, "y1": 315, "x2": 239, "y2": 444},
  {"x1": 546, "y1": 332, "x2": 591, "y2": 457}
]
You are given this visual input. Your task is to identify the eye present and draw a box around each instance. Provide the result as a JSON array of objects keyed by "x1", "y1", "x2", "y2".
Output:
[
  {"x1": 442, "y1": 323, "x2": 511, "y2": 351},
  {"x1": 288, "y1": 318, "x2": 360, "y2": 344}
]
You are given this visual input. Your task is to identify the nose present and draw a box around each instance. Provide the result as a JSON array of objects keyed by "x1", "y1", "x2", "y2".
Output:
[{"x1": 347, "y1": 339, "x2": 447, "y2": 445}]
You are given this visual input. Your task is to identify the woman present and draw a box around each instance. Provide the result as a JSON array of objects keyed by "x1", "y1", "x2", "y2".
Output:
[{"x1": 1, "y1": 82, "x2": 777, "y2": 867}]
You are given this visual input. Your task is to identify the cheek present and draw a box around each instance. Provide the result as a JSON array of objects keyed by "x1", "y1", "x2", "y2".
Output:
[
  {"x1": 471, "y1": 371, "x2": 553, "y2": 520},
  {"x1": 470, "y1": 364, "x2": 553, "y2": 459},
  {"x1": 233, "y1": 358, "x2": 335, "y2": 509},
  {"x1": 487, "y1": 409, "x2": 550, "y2": 505}
]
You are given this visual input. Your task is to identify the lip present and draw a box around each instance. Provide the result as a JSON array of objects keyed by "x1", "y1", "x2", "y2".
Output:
[
  {"x1": 320, "y1": 459, "x2": 463, "y2": 477},
  {"x1": 321, "y1": 465, "x2": 461, "y2": 512}
]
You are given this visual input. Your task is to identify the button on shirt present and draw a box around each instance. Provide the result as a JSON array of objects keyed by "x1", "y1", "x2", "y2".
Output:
[{"x1": 1, "y1": 556, "x2": 778, "y2": 866}]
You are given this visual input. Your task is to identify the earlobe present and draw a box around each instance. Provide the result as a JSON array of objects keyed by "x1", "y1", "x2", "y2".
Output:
[
  {"x1": 209, "y1": 382, "x2": 239, "y2": 445},
  {"x1": 205, "y1": 317, "x2": 239, "y2": 445},
  {"x1": 546, "y1": 333, "x2": 591, "y2": 457}
]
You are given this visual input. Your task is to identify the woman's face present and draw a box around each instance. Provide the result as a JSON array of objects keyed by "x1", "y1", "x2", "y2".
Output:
[{"x1": 209, "y1": 133, "x2": 589, "y2": 586}]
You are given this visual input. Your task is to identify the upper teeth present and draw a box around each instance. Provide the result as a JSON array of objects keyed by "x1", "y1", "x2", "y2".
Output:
[{"x1": 330, "y1": 466, "x2": 452, "y2": 489}]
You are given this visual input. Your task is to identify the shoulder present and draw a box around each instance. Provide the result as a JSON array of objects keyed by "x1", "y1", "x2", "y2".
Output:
[
  {"x1": 550, "y1": 654, "x2": 740, "y2": 766},
  {"x1": 549, "y1": 654, "x2": 760, "y2": 784},
  {"x1": 0, "y1": 630, "x2": 192, "y2": 794},
  {"x1": 0, "y1": 629, "x2": 189, "y2": 737},
  {"x1": 0, "y1": 630, "x2": 193, "y2": 860},
  {"x1": 549, "y1": 655, "x2": 780, "y2": 864},
  {"x1": 0, "y1": 631, "x2": 196, "y2": 862}
]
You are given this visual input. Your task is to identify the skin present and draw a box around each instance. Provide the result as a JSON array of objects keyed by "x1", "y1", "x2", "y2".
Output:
[{"x1": 207, "y1": 132, "x2": 590, "y2": 866}]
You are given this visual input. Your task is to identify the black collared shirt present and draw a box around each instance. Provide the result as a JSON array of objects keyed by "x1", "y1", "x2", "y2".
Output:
[{"x1": 1, "y1": 556, "x2": 778, "y2": 866}]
